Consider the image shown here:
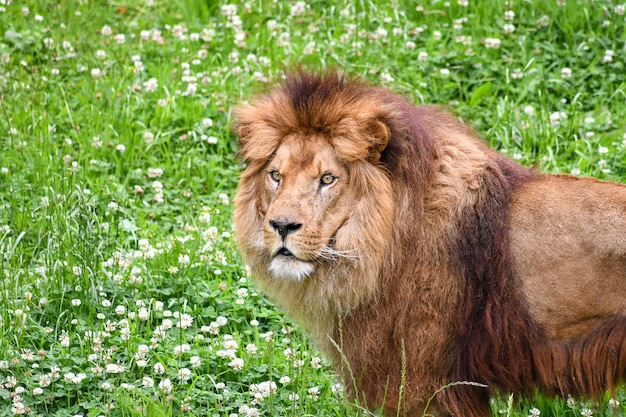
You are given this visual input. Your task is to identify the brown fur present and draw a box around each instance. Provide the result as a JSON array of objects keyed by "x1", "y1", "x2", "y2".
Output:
[{"x1": 233, "y1": 70, "x2": 626, "y2": 416}]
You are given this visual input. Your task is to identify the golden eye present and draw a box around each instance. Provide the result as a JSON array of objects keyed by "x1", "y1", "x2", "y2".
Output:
[
  {"x1": 269, "y1": 170, "x2": 282, "y2": 182},
  {"x1": 320, "y1": 173, "x2": 336, "y2": 185}
]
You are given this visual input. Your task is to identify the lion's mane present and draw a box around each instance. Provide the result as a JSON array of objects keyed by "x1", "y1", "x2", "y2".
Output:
[{"x1": 233, "y1": 71, "x2": 626, "y2": 417}]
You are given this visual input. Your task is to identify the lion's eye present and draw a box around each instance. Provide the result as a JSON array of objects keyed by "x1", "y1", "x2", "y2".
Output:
[
  {"x1": 269, "y1": 170, "x2": 282, "y2": 182},
  {"x1": 320, "y1": 173, "x2": 336, "y2": 186}
]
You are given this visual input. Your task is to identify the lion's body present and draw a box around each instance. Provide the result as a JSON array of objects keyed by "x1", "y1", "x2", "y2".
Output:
[{"x1": 233, "y1": 71, "x2": 626, "y2": 417}]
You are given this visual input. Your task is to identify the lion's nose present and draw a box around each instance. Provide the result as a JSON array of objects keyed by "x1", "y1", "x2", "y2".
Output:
[{"x1": 269, "y1": 219, "x2": 302, "y2": 239}]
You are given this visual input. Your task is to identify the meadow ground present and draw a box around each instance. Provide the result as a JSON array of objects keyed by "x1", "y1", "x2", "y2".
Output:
[{"x1": 1, "y1": 0, "x2": 626, "y2": 416}]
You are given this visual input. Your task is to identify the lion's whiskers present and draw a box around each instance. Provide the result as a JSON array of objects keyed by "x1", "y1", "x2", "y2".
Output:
[{"x1": 317, "y1": 246, "x2": 361, "y2": 261}]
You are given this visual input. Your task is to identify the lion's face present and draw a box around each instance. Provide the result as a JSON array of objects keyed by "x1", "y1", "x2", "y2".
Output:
[
  {"x1": 234, "y1": 72, "x2": 397, "y2": 317},
  {"x1": 259, "y1": 134, "x2": 358, "y2": 281}
]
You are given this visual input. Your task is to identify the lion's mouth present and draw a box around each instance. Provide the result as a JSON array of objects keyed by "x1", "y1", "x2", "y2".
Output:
[
  {"x1": 275, "y1": 247, "x2": 295, "y2": 258},
  {"x1": 269, "y1": 246, "x2": 315, "y2": 281}
]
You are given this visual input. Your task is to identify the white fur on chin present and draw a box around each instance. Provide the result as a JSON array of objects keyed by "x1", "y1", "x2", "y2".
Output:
[{"x1": 268, "y1": 256, "x2": 315, "y2": 281}]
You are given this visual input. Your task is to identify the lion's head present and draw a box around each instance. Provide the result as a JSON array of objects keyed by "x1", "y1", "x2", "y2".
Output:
[{"x1": 233, "y1": 72, "x2": 402, "y2": 332}]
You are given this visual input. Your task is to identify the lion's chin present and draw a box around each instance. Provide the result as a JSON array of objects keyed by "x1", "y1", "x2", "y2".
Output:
[{"x1": 268, "y1": 256, "x2": 315, "y2": 282}]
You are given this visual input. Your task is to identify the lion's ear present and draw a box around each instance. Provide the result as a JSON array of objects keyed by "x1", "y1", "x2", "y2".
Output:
[
  {"x1": 233, "y1": 104, "x2": 281, "y2": 162},
  {"x1": 367, "y1": 119, "x2": 391, "y2": 161},
  {"x1": 333, "y1": 117, "x2": 392, "y2": 162}
]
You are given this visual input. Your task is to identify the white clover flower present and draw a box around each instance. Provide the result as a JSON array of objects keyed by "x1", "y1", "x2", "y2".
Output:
[
  {"x1": 199, "y1": 211, "x2": 211, "y2": 223},
  {"x1": 485, "y1": 38, "x2": 501, "y2": 48},
  {"x1": 178, "y1": 254, "x2": 190, "y2": 265},
  {"x1": 154, "y1": 362, "x2": 165, "y2": 374},
  {"x1": 143, "y1": 77, "x2": 158, "y2": 92},
  {"x1": 39, "y1": 374, "x2": 52, "y2": 387},
  {"x1": 120, "y1": 326, "x2": 131, "y2": 341},
  {"x1": 311, "y1": 357, "x2": 322, "y2": 369},
  {"x1": 223, "y1": 339, "x2": 238, "y2": 351},
  {"x1": 303, "y1": 41, "x2": 316, "y2": 55},
  {"x1": 137, "y1": 307, "x2": 149, "y2": 321},
  {"x1": 379, "y1": 72, "x2": 394, "y2": 83},
  {"x1": 106, "y1": 363, "x2": 125, "y2": 374},
  {"x1": 177, "y1": 313, "x2": 193, "y2": 329},
  {"x1": 331, "y1": 382, "x2": 345, "y2": 396},
  {"x1": 218, "y1": 193, "x2": 229, "y2": 205},
  {"x1": 260, "y1": 331, "x2": 274, "y2": 342},
  {"x1": 228, "y1": 357, "x2": 244, "y2": 371},
  {"x1": 59, "y1": 332, "x2": 70, "y2": 347},
  {"x1": 91, "y1": 68, "x2": 103, "y2": 79},
  {"x1": 71, "y1": 373, "x2": 87, "y2": 384},
  {"x1": 567, "y1": 394, "x2": 576, "y2": 407},
  {"x1": 250, "y1": 381, "x2": 277, "y2": 399},
  {"x1": 178, "y1": 367, "x2": 192, "y2": 381},
  {"x1": 190, "y1": 356, "x2": 201, "y2": 368},
  {"x1": 291, "y1": 1, "x2": 306, "y2": 16},
  {"x1": 529, "y1": 407, "x2": 540, "y2": 417},
  {"x1": 173, "y1": 343, "x2": 191, "y2": 355},
  {"x1": 549, "y1": 111, "x2": 567, "y2": 125},
  {"x1": 12, "y1": 402, "x2": 27, "y2": 415},
  {"x1": 147, "y1": 167, "x2": 163, "y2": 178},
  {"x1": 308, "y1": 386, "x2": 319, "y2": 400},
  {"x1": 71, "y1": 298, "x2": 82, "y2": 306},
  {"x1": 142, "y1": 376, "x2": 154, "y2": 387},
  {"x1": 158, "y1": 378, "x2": 172, "y2": 393},
  {"x1": 561, "y1": 67, "x2": 572, "y2": 79},
  {"x1": 136, "y1": 344, "x2": 149, "y2": 357}
]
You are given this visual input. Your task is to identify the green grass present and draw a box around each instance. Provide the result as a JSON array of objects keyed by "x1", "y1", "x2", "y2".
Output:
[{"x1": 1, "y1": 0, "x2": 626, "y2": 416}]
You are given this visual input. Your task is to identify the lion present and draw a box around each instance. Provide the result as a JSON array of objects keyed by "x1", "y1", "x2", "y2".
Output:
[{"x1": 232, "y1": 70, "x2": 626, "y2": 417}]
